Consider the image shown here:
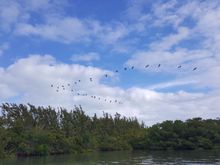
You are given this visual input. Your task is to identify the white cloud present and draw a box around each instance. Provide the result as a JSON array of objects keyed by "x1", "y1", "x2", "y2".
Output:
[
  {"x1": 126, "y1": 0, "x2": 220, "y2": 92},
  {"x1": 148, "y1": 80, "x2": 197, "y2": 90},
  {"x1": 0, "y1": 0, "x2": 21, "y2": 32},
  {"x1": 0, "y1": 0, "x2": 63, "y2": 32},
  {"x1": 0, "y1": 0, "x2": 132, "y2": 49},
  {"x1": 126, "y1": 48, "x2": 220, "y2": 93},
  {"x1": 126, "y1": 49, "x2": 213, "y2": 72},
  {"x1": 151, "y1": 0, "x2": 182, "y2": 28},
  {"x1": 100, "y1": 23, "x2": 128, "y2": 44},
  {"x1": 0, "y1": 42, "x2": 9, "y2": 56},
  {"x1": 15, "y1": 17, "x2": 91, "y2": 43},
  {"x1": 0, "y1": 55, "x2": 220, "y2": 125},
  {"x1": 150, "y1": 26, "x2": 189, "y2": 51},
  {"x1": 71, "y1": 52, "x2": 100, "y2": 62},
  {"x1": 23, "y1": 0, "x2": 51, "y2": 11},
  {"x1": 14, "y1": 17, "x2": 130, "y2": 45}
]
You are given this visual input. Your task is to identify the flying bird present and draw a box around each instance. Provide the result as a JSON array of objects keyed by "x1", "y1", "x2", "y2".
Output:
[
  {"x1": 193, "y1": 67, "x2": 197, "y2": 71},
  {"x1": 115, "y1": 70, "x2": 118, "y2": 73},
  {"x1": 90, "y1": 78, "x2": 93, "y2": 82},
  {"x1": 131, "y1": 66, "x2": 134, "y2": 70},
  {"x1": 105, "y1": 74, "x2": 108, "y2": 78},
  {"x1": 178, "y1": 65, "x2": 182, "y2": 68},
  {"x1": 158, "y1": 64, "x2": 161, "y2": 68},
  {"x1": 124, "y1": 67, "x2": 127, "y2": 70},
  {"x1": 51, "y1": 84, "x2": 53, "y2": 87},
  {"x1": 145, "y1": 65, "x2": 149, "y2": 68}
]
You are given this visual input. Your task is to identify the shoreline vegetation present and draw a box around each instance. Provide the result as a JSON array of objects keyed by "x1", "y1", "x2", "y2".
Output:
[{"x1": 0, "y1": 103, "x2": 220, "y2": 159}]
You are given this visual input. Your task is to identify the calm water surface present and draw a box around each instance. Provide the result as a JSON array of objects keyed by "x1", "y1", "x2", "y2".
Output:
[{"x1": 1, "y1": 150, "x2": 220, "y2": 165}]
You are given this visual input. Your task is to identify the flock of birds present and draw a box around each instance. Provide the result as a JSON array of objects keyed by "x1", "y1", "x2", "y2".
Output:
[
  {"x1": 50, "y1": 82, "x2": 123, "y2": 105},
  {"x1": 50, "y1": 64, "x2": 198, "y2": 105}
]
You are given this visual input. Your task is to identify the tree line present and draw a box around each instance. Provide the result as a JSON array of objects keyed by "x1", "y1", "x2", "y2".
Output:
[{"x1": 0, "y1": 103, "x2": 220, "y2": 158}]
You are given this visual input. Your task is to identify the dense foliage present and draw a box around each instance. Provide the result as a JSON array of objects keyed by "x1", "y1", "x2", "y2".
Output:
[
  {"x1": 0, "y1": 103, "x2": 220, "y2": 158},
  {"x1": 0, "y1": 103, "x2": 146, "y2": 158},
  {"x1": 146, "y1": 118, "x2": 220, "y2": 150}
]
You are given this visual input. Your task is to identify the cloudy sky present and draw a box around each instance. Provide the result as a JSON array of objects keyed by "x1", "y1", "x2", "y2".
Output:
[{"x1": 0, "y1": 0, "x2": 220, "y2": 125}]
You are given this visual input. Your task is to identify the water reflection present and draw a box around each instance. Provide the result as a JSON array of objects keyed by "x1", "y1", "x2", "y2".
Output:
[{"x1": 1, "y1": 150, "x2": 220, "y2": 165}]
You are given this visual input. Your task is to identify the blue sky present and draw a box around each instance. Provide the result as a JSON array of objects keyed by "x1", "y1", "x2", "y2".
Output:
[{"x1": 0, "y1": 0, "x2": 220, "y2": 125}]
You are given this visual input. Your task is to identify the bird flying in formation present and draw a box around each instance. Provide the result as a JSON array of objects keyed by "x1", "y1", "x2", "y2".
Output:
[{"x1": 50, "y1": 63, "x2": 198, "y2": 106}]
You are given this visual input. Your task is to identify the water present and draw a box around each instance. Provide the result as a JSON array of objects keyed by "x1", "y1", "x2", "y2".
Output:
[{"x1": 1, "y1": 150, "x2": 220, "y2": 165}]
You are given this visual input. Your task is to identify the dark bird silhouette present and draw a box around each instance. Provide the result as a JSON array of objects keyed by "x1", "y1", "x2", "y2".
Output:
[
  {"x1": 115, "y1": 100, "x2": 117, "y2": 103},
  {"x1": 193, "y1": 67, "x2": 197, "y2": 71},
  {"x1": 104, "y1": 99, "x2": 107, "y2": 101},
  {"x1": 67, "y1": 83, "x2": 70, "y2": 86},
  {"x1": 105, "y1": 74, "x2": 108, "y2": 78},
  {"x1": 74, "y1": 82, "x2": 77, "y2": 84},
  {"x1": 178, "y1": 65, "x2": 182, "y2": 68},
  {"x1": 51, "y1": 84, "x2": 53, "y2": 87},
  {"x1": 78, "y1": 80, "x2": 81, "y2": 82},
  {"x1": 158, "y1": 64, "x2": 161, "y2": 67},
  {"x1": 57, "y1": 86, "x2": 59, "y2": 89},
  {"x1": 110, "y1": 100, "x2": 112, "y2": 103},
  {"x1": 145, "y1": 65, "x2": 149, "y2": 68},
  {"x1": 115, "y1": 70, "x2": 118, "y2": 73},
  {"x1": 131, "y1": 66, "x2": 134, "y2": 70},
  {"x1": 90, "y1": 78, "x2": 93, "y2": 81},
  {"x1": 77, "y1": 93, "x2": 80, "y2": 96},
  {"x1": 62, "y1": 85, "x2": 64, "y2": 87},
  {"x1": 71, "y1": 89, "x2": 74, "y2": 92},
  {"x1": 124, "y1": 67, "x2": 127, "y2": 70},
  {"x1": 56, "y1": 90, "x2": 59, "y2": 92}
]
